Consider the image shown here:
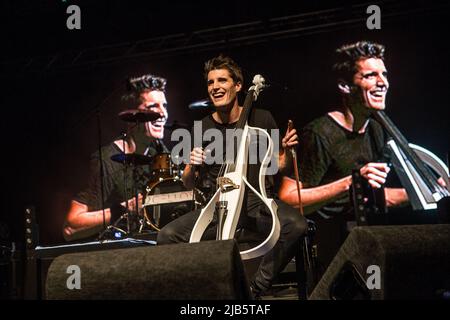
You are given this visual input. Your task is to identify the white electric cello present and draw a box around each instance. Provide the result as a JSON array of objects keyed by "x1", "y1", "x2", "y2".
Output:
[
  {"x1": 189, "y1": 75, "x2": 280, "y2": 260},
  {"x1": 373, "y1": 110, "x2": 449, "y2": 210}
]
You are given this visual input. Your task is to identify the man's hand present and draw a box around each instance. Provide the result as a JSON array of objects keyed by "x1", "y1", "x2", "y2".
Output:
[
  {"x1": 124, "y1": 194, "x2": 144, "y2": 212},
  {"x1": 282, "y1": 126, "x2": 298, "y2": 150},
  {"x1": 190, "y1": 147, "x2": 206, "y2": 165},
  {"x1": 359, "y1": 162, "x2": 390, "y2": 188}
]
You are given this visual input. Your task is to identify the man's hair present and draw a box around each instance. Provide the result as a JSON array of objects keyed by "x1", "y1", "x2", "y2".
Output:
[
  {"x1": 204, "y1": 54, "x2": 244, "y2": 84},
  {"x1": 127, "y1": 74, "x2": 167, "y2": 93},
  {"x1": 333, "y1": 41, "x2": 385, "y2": 83},
  {"x1": 122, "y1": 73, "x2": 167, "y2": 103}
]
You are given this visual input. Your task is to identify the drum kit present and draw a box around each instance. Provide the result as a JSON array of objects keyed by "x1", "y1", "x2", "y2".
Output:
[{"x1": 101, "y1": 109, "x2": 204, "y2": 239}]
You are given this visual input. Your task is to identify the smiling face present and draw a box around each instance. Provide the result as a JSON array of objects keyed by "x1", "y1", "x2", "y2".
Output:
[
  {"x1": 137, "y1": 89, "x2": 168, "y2": 139},
  {"x1": 207, "y1": 69, "x2": 242, "y2": 109},
  {"x1": 351, "y1": 58, "x2": 389, "y2": 111}
]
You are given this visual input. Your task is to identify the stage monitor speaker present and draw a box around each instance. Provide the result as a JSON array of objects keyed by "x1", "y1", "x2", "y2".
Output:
[
  {"x1": 309, "y1": 224, "x2": 450, "y2": 300},
  {"x1": 45, "y1": 239, "x2": 251, "y2": 300}
]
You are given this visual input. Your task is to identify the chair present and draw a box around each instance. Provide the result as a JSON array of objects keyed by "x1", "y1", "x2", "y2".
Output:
[
  {"x1": 236, "y1": 219, "x2": 318, "y2": 299},
  {"x1": 295, "y1": 219, "x2": 318, "y2": 299}
]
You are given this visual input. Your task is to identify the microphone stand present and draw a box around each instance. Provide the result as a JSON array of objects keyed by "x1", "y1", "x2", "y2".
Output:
[
  {"x1": 122, "y1": 131, "x2": 131, "y2": 235},
  {"x1": 130, "y1": 129, "x2": 141, "y2": 236},
  {"x1": 97, "y1": 109, "x2": 107, "y2": 234}
]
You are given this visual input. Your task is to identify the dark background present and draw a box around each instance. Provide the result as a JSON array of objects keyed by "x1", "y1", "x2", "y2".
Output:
[{"x1": 1, "y1": 0, "x2": 449, "y2": 246}]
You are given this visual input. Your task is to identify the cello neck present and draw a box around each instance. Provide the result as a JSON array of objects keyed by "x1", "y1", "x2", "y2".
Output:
[
  {"x1": 235, "y1": 88, "x2": 256, "y2": 131},
  {"x1": 226, "y1": 75, "x2": 266, "y2": 173}
]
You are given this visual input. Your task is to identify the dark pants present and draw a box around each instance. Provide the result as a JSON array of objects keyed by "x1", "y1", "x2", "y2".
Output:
[{"x1": 157, "y1": 198, "x2": 307, "y2": 294}]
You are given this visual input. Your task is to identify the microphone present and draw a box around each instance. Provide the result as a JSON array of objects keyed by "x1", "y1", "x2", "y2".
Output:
[{"x1": 188, "y1": 99, "x2": 214, "y2": 111}]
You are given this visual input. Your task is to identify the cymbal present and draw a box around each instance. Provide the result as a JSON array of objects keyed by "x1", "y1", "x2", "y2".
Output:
[
  {"x1": 164, "y1": 121, "x2": 190, "y2": 130},
  {"x1": 118, "y1": 109, "x2": 160, "y2": 122},
  {"x1": 111, "y1": 153, "x2": 153, "y2": 166}
]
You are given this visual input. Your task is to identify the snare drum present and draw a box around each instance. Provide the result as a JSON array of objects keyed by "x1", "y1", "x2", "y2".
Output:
[{"x1": 143, "y1": 178, "x2": 205, "y2": 231}]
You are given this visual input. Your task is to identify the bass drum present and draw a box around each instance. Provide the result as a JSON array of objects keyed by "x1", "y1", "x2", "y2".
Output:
[{"x1": 143, "y1": 178, "x2": 205, "y2": 231}]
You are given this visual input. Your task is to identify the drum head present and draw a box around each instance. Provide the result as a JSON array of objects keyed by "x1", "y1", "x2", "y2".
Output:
[{"x1": 144, "y1": 178, "x2": 194, "y2": 231}]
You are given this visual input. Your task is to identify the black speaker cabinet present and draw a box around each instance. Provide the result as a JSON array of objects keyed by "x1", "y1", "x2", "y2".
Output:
[
  {"x1": 45, "y1": 239, "x2": 251, "y2": 300},
  {"x1": 309, "y1": 224, "x2": 450, "y2": 300}
]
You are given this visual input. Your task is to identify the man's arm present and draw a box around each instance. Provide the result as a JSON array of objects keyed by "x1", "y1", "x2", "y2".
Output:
[
  {"x1": 182, "y1": 147, "x2": 205, "y2": 190},
  {"x1": 182, "y1": 164, "x2": 196, "y2": 190},
  {"x1": 279, "y1": 162, "x2": 406, "y2": 213},
  {"x1": 279, "y1": 176, "x2": 352, "y2": 214},
  {"x1": 63, "y1": 196, "x2": 142, "y2": 242},
  {"x1": 63, "y1": 201, "x2": 112, "y2": 241}
]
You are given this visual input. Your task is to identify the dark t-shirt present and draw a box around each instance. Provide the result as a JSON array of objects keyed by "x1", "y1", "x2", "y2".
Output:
[
  {"x1": 74, "y1": 138, "x2": 166, "y2": 210},
  {"x1": 193, "y1": 108, "x2": 280, "y2": 213},
  {"x1": 298, "y1": 114, "x2": 387, "y2": 218}
]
